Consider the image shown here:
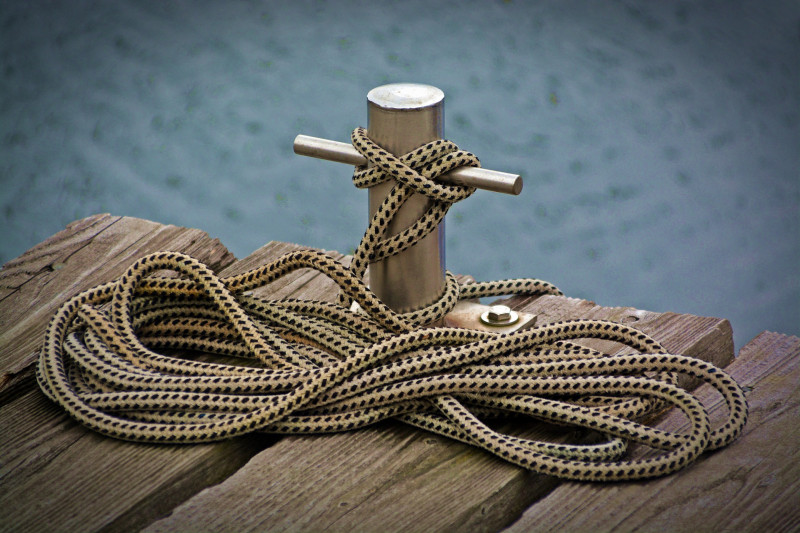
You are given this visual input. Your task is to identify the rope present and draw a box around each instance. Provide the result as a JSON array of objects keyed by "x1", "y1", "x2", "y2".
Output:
[{"x1": 36, "y1": 128, "x2": 747, "y2": 482}]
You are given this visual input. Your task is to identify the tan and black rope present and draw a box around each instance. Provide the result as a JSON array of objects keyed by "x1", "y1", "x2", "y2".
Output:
[{"x1": 36, "y1": 128, "x2": 747, "y2": 481}]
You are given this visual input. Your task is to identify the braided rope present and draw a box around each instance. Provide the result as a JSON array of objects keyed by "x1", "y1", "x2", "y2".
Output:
[{"x1": 36, "y1": 129, "x2": 747, "y2": 481}]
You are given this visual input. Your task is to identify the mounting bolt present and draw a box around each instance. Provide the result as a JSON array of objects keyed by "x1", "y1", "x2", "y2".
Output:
[
  {"x1": 488, "y1": 305, "x2": 512, "y2": 322},
  {"x1": 480, "y1": 305, "x2": 519, "y2": 326}
]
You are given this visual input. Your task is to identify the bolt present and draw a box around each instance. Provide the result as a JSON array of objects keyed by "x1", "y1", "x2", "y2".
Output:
[
  {"x1": 487, "y1": 305, "x2": 512, "y2": 323},
  {"x1": 480, "y1": 305, "x2": 519, "y2": 326}
]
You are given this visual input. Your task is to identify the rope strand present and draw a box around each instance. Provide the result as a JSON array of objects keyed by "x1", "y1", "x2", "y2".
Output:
[{"x1": 36, "y1": 128, "x2": 747, "y2": 481}]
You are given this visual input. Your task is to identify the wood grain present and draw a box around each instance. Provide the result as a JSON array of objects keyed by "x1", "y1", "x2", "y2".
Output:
[
  {"x1": 0, "y1": 215, "x2": 257, "y2": 533},
  {"x1": 3, "y1": 215, "x2": 772, "y2": 533},
  {"x1": 501, "y1": 331, "x2": 800, "y2": 533},
  {"x1": 0, "y1": 219, "x2": 365, "y2": 533},
  {"x1": 0, "y1": 213, "x2": 235, "y2": 378},
  {"x1": 0, "y1": 388, "x2": 265, "y2": 533},
  {"x1": 142, "y1": 290, "x2": 735, "y2": 533}
]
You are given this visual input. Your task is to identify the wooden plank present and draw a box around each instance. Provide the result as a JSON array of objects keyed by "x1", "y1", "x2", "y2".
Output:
[
  {"x1": 0, "y1": 388, "x2": 265, "y2": 533},
  {"x1": 145, "y1": 424, "x2": 544, "y2": 533},
  {"x1": 501, "y1": 331, "x2": 800, "y2": 533},
  {"x1": 142, "y1": 291, "x2": 735, "y2": 533},
  {"x1": 0, "y1": 220, "x2": 363, "y2": 533},
  {"x1": 0, "y1": 215, "x2": 273, "y2": 533},
  {"x1": 0, "y1": 213, "x2": 235, "y2": 378}
]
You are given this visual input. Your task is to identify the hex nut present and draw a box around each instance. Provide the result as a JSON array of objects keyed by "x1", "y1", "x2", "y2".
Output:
[
  {"x1": 487, "y1": 305, "x2": 512, "y2": 323},
  {"x1": 480, "y1": 305, "x2": 519, "y2": 326}
]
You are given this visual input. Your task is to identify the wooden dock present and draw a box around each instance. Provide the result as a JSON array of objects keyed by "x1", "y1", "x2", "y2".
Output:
[{"x1": 2, "y1": 213, "x2": 798, "y2": 532}]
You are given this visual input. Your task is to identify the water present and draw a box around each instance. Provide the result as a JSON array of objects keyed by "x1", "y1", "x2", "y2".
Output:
[{"x1": 1, "y1": 0, "x2": 798, "y2": 350}]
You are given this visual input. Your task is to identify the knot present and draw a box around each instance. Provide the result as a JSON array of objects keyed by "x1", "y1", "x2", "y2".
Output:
[
  {"x1": 350, "y1": 127, "x2": 480, "y2": 203},
  {"x1": 341, "y1": 128, "x2": 482, "y2": 318}
]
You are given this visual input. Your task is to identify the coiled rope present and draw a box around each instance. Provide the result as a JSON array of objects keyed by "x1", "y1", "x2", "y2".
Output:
[{"x1": 36, "y1": 128, "x2": 747, "y2": 481}]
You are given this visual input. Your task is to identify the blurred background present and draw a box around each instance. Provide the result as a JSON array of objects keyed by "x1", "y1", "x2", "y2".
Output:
[{"x1": 1, "y1": 0, "x2": 798, "y2": 349}]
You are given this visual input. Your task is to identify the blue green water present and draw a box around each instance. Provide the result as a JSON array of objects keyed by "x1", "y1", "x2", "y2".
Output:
[{"x1": 2, "y1": 0, "x2": 798, "y2": 349}]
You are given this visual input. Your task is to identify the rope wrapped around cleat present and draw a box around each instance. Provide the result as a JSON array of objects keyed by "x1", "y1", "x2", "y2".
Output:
[{"x1": 36, "y1": 128, "x2": 747, "y2": 481}]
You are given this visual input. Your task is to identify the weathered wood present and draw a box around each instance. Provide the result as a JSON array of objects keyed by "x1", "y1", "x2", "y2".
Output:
[
  {"x1": 0, "y1": 216, "x2": 364, "y2": 533},
  {"x1": 142, "y1": 290, "x2": 735, "y2": 532},
  {"x1": 2, "y1": 215, "x2": 760, "y2": 533},
  {"x1": 0, "y1": 213, "x2": 235, "y2": 379},
  {"x1": 145, "y1": 424, "x2": 546, "y2": 533},
  {"x1": 501, "y1": 331, "x2": 800, "y2": 533},
  {"x1": 0, "y1": 388, "x2": 266, "y2": 533},
  {"x1": 0, "y1": 215, "x2": 265, "y2": 533}
]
